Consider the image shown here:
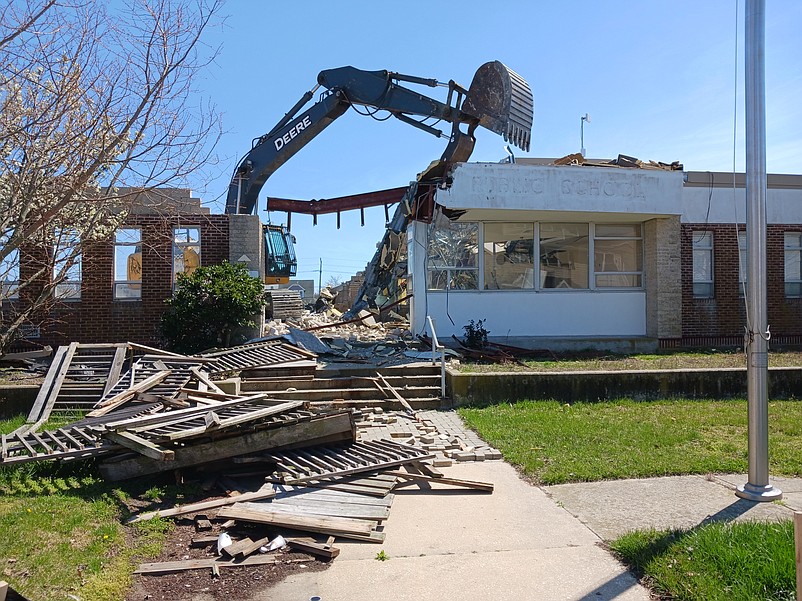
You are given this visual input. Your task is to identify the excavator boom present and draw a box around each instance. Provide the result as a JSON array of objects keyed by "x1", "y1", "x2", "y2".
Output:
[
  {"x1": 225, "y1": 61, "x2": 533, "y2": 216},
  {"x1": 224, "y1": 61, "x2": 533, "y2": 292}
]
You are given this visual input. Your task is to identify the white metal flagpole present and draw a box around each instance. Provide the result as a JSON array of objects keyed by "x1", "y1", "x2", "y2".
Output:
[{"x1": 736, "y1": 0, "x2": 782, "y2": 502}]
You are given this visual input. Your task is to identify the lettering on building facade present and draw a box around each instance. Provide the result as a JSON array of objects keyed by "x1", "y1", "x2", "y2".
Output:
[{"x1": 468, "y1": 171, "x2": 657, "y2": 201}]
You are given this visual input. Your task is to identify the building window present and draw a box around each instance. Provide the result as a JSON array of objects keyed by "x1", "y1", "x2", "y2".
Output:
[
  {"x1": 427, "y1": 221, "x2": 479, "y2": 290},
  {"x1": 593, "y1": 224, "x2": 643, "y2": 288},
  {"x1": 483, "y1": 223, "x2": 535, "y2": 290},
  {"x1": 738, "y1": 230, "x2": 747, "y2": 295},
  {"x1": 692, "y1": 231, "x2": 714, "y2": 298},
  {"x1": 53, "y1": 229, "x2": 81, "y2": 300},
  {"x1": 1, "y1": 244, "x2": 20, "y2": 300},
  {"x1": 539, "y1": 223, "x2": 588, "y2": 289},
  {"x1": 114, "y1": 228, "x2": 142, "y2": 299},
  {"x1": 173, "y1": 227, "x2": 201, "y2": 285},
  {"x1": 784, "y1": 232, "x2": 802, "y2": 298}
]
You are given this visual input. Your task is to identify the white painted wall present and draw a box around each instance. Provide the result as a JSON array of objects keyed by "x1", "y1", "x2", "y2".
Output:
[
  {"x1": 421, "y1": 290, "x2": 646, "y2": 340},
  {"x1": 681, "y1": 186, "x2": 802, "y2": 224}
]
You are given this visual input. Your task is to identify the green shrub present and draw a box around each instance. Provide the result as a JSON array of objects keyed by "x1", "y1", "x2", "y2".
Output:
[{"x1": 161, "y1": 262, "x2": 266, "y2": 354}]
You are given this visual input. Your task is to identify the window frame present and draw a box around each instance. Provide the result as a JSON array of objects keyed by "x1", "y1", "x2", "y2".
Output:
[
  {"x1": 173, "y1": 226, "x2": 201, "y2": 286},
  {"x1": 784, "y1": 231, "x2": 802, "y2": 298},
  {"x1": 114, "y1": 227, "x2": 142, "y2": 300},
  {"x1": 738, "y1": 230, "x2": 747, "y2": 296},
  {"x1": 538, "y1": 222, "x2": 590, "y2": 290},
  {"x1": 426, "y1": 221, "x2": 480, "y2": 291},
  {"x1": 692, "y1": 230, "x2": 714, "y2": 299},
  {"x1": 1, "y1": 245, "x2": 20, "y2": 300},
  {"x1": 482, "y1": 222, "x2": 536, "y2": 291},
  {"x1": 53, "y1": 228, "x2": 82, "y2": 301},
  {"x1": 592, "y1": 223, "x2": 644, "y2": 289}
]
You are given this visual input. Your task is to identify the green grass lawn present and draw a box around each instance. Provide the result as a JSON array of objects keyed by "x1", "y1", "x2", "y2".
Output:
[
  {"x1": 0, "y1": 421, "x2": 171, "y2": 601},
  {"x1": 458, "y1": 398, "x2": 802, "y2": 485},
  {"x1": 457, "y1": 349, "x2": 802, "y2": 372},
  {"x1": 610, "y1": 522, "x2": 796, "y2": 601},
  {"x1": 459, "y1": 398, "x2": 802, "y2": 601}
]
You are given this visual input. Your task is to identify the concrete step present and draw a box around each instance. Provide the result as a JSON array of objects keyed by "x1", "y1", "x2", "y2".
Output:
[
  {"x1": 255, "y1": 385, "x2": 442, "y2": 402},
  {"x1": 240, "y1": 374, "x2": 441, "y2": 392},
  {"x1": 316, "y1": 363, "x2": 442, "y2": 378},
  {"x1": 308, "y1": 397, "x2": 445, "y2": 411}
]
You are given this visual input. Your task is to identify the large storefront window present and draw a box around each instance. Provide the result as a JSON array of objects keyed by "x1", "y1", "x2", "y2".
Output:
[
  {"x1": 426, "y1": 220, "x2": 645, "y2": 292},
  {"x1": 539, "y1": 223, "x2": 588, "y2": 289},
  {"x1": 594, "y1": 224, "x2": 642, "y2": 288},
  {"x1": 483, "y1": 223, "x2": 535, "y2": 290},
  {"x1": 427, "y1": 222, "x2": 479, "y2": 290}
]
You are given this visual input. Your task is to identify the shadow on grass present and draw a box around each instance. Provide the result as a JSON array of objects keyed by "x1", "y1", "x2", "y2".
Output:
[
  {"x1": 0, "y1": 457, "x2": 208, "y2": 521},
  {"x1": 611, "y1": 497, "x2": 760, "y2": 579}
]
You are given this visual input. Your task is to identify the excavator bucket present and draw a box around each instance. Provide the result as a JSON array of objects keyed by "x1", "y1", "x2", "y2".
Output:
[{"x1": 462, "y1": 61, "x2": 533, "y2": 152}]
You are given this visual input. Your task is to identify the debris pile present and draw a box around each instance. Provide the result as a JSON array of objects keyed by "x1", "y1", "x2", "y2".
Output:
[{"x1": 1, "y1": 337, "x2": 499, "y2": 584}]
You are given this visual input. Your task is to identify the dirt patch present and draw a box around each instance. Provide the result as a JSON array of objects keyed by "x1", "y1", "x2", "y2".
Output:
[{"x1": 126, "y1": 521, "x2": 329, "y2": 601}]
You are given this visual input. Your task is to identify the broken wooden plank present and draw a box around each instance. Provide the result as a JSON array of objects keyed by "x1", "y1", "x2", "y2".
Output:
[
  {"x1": 190, "y1": 367, "x2": 226, "y2": 394},
  {"x1": 100, "y1": 412, "x2": 355, "y2": 481},
  {"x1": 133, "y1": 554, "x2": 302, "y2": 575},
  {"x1": 274, "y1": 486, "x2": 395, "y2": 508},
  {"x1": 102, "y1": 345, "x2": 128, "y2": 398},
  {"x1": 104, "y1": 431, "x2": 174, "y2": 461},
  {"x1": 220, "y1": 536, "x2": 254, "y2": 558},
  {"x1": 25, "y1": 343, "x2": 77, "y2": 424},
  {"x1": 286, "y1": 537, "x2": 340, "y2": 560},
  {"x1": 190, "y1": 535, "x2": 219, "y2": 548},
  {"x1": 408, "y1": 460, "x2": 444, "y2": 479},
  {"x1": 376, "y1": 372, "x2": 414, "y2": 413},
  {"x1": 217, "y1": 503, "x2": 383, "y2": 542},
  {"x1": 204, "y1": 411, "x2": 221, "y2": 430},
  {"x1": 385, "y1": 470, "x2": 494, "y2": 492},
  {"x1": 234, "y1": 536, "x2": 270, "y2": 558},
  {"x1": 195, "y1": 515, "x2": 213, "y2": 531},
  {"x1": 126, "y1": 484, "x2": 276, "y2": 523},
  {"x1": 268, "y1": 499, "x2": 390, "y2": 521},
  {"x1": 162, "y1": 400, "x2": 305, "y2": 441},
  {"x1": 87, "y1": 370, "x2": 172, "y2": 417}
]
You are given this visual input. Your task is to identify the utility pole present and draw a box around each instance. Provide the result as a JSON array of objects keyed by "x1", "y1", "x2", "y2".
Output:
[
  {"x1": 318, "y1": 258, "x2": 322, "y2": 295},
  {"x1": 736, "y1": 0, "x2": 782, "y2": 502}
]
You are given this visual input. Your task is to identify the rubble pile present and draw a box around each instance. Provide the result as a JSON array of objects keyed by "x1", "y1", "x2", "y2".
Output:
[{"x1": 1, "y1": 336, "x2": 497, "y2": 583}]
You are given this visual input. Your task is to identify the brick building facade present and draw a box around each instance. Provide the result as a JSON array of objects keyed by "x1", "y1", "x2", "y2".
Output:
[
  {"x1": 4, "y1": 190, "x2": 246, "y2": 349},
  {"x1": 4, "y1": 169, "x2": 802, "y2": 352},
  {"x1": 680, "y1": 223, "x2": 802, "y2": 346}
]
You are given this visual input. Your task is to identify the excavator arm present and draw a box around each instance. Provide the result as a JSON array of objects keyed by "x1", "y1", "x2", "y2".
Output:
[{"x1": 225, "y1": 63, "x2": 533, "y2": 215}]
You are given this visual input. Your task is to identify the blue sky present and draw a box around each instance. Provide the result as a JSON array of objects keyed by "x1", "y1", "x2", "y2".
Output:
[{"x1": 190, "y1": 1, "x2": 801, "y2": 290}]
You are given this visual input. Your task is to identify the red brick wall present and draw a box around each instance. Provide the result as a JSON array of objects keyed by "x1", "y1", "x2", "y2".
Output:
[
  {"x1": 17, "y1": 214, "x2": 229, "y2": 347},
  {"x1": 681, "y1": 223, "x2": 802, "y2": 345}
]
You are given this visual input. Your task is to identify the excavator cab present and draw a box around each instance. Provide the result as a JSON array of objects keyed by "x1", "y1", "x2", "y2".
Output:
[{"x1": 263, "y1": 224, "x2": 297, "y2": 284}]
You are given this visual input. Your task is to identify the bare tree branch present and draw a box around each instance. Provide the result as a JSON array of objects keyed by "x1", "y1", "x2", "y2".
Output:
[{"x1": 0, "y1": 0, "x2": 224, "y2": 353}]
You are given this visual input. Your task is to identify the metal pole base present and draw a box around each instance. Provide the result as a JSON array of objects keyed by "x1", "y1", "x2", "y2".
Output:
[{"x1": 735, "y1": 481, "x2": 783, "y2": 502}]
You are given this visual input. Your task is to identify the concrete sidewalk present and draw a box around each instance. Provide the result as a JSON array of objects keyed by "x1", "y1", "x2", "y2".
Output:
[
  {"x1": 266, "y1": 460, "x2": 651, "y2": 601},
  {"x1": 545, "y1": 472, "x2": 802, "y2": 541}
]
